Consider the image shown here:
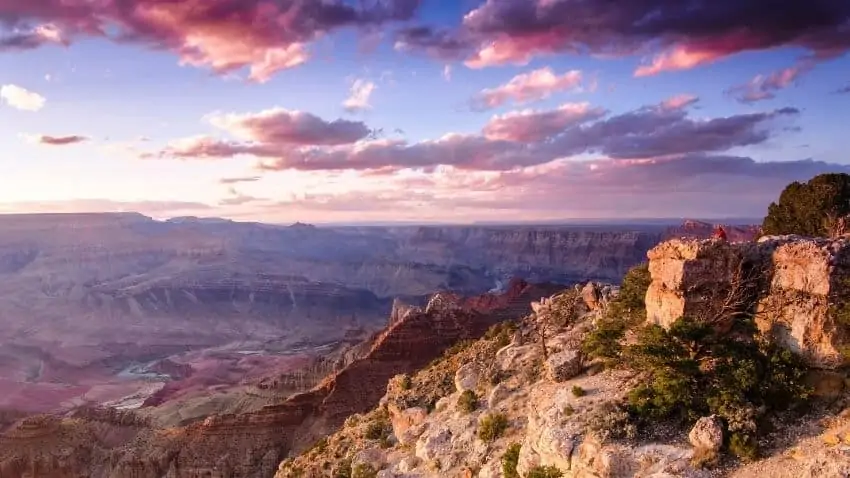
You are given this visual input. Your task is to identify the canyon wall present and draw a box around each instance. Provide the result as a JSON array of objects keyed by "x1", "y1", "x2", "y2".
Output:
[{"x1": 646, "y1": 235, "x2": 850, "y2": 368}]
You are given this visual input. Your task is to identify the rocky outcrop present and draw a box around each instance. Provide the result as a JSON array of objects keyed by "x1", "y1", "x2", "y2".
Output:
[
  {"x1": 755, "y1": 236, "x2": 850, "y2": 369},
  {"x1": 646, "y1": 236, "x2": 850, "y2": 368},
  {"x1": 545, "y1": 349, "x2": 583, "y2": 383}
]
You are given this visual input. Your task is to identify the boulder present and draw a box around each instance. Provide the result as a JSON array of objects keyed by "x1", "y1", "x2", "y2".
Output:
[
  {"x1": 581, "y1": 282, "x2": 602, "y2": 311},
  {"x1": 389, "y1": 406, "x2": 429, "y2": 446},
  {"x1": 415, "y1": 426, "x2": 453, "y2": 463},
  {"x1": 455, "y1": 363, "x2": 480, "y2": 392},
  {"x1": 688, "y1": 416, "x2": 724, "y2": 452},
  {"x1": 353, "y1": 448, "x2": 386, "y2": 470},
  {"x1": 397, "y1": 456, "x2": 420, "y2": 473},
  {"x1": 545, "y1": 350, "x2": 583, "y2": 383}
]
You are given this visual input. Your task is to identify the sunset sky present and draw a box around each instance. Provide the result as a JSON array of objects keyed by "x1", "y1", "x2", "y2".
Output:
[{"x1": 1, "y1": 0, "x2": 849, "y2": 223}]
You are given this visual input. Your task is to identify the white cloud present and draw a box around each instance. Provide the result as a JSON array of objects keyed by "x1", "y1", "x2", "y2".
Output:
[
  {"x1": 343, "y1": 79, "x2": 376, "y2": 112},
  {"x1": 0, "y1": 84, "x2": 46, "y2": 111}
]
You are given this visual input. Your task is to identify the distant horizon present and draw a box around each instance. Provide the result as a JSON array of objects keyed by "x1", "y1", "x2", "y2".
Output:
[{"x1": 0, "y1": 210, "x2": 765, "y2": 227}]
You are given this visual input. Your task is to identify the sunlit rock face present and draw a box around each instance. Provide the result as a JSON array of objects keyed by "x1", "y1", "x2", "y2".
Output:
[{"x1": 645, "y1": 235, "x2": 850, "y2": 368}]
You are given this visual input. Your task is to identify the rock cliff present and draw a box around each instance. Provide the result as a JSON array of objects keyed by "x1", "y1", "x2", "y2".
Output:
[
  {"x1": 645, "y1": 236, "x2": 850, "y2": 368},
  {"x1": 276, "y1": 282, "x2": 850, "y2": 478}
]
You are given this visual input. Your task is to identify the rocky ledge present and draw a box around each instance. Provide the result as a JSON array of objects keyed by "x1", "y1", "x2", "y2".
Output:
[{"x1": 646, "y1": 235, "x2": 850, "y2": 368}]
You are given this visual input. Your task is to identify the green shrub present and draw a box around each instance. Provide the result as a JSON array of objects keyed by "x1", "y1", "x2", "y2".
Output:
[
  {"x1": 399, "y1": 374, "x2": 412, "y2": 390},
  {"x1": 525, "y1": 465, "x2": 563, "y2": 478},
  {"x1": 762, "y1": 173, "x2": 850, "y2": 237},
  {"x1": 352, "y1": 463, "x2": 378, "y2": 478},
  {"x1": 457, "y1": 390, "x2": 478, "y2": 413},
  {"x1": 584, "y1": 401, "x2": 636, "y2": 442},
  {"x1": 625, "y1": 316, "x2": 810, "y2": 449},
  {"x1": 582, "y1": 263, "x2": 650, "y2": 363},
  {"x1": 308, "y1": 437, "x2": 328, "y2": 454},
  {"x1": 332, "y1": 458, "x2": 352, "y2": 478},
  {"x1": 562, "y1": 405, "x2": 575, "y2": 416},
  {"x1": 478, "y1": 412, "x2": 509, "y2": 442},
  {"x1": 728, "y1": 433, "x2": 759, "y2": 462},
  {"x1": 486, "y1": 321, "x2": 518, "y2": 348},
  {"x1": 364, "y1": 416, "x2": 391, "y2": 441},
  {"x1": 571, "y1": 385, "x2": 586, "y2": 397},
  {"x1": 502, "y1": 443, "x2": 521, "y2": 478}
]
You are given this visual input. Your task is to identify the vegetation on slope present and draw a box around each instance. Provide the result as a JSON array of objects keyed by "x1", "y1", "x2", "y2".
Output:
[{"x1": 762, "y1": 172, "x2": 850, "y2": 237}]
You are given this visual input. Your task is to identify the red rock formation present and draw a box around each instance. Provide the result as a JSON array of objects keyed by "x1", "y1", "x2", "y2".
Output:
[{"x1": 666, "y1": 220, "x2": 760, "y2": 243}]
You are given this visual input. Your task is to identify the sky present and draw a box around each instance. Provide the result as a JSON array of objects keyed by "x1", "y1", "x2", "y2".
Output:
[{"x1": 0, "y1": 0, "x2": 849, "y2": 224}]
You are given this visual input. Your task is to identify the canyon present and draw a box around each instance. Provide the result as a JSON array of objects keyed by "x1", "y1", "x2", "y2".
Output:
[{"x1": 0, "y1": 213, "x2": 751, "y2": 416}]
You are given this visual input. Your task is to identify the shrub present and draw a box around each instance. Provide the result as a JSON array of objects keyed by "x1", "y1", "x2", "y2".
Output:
[
  {"x1": 562, "y1": 405, "x2": 575, "y2": 416},
  {"x1": 364, "y1": 416, "x2": 391, "y2": 441},
  {"x1": 399, "y1": 374, "x2": 412, "y2": 390},
  {"x1": 571, "y1": 385, "x2": 586, "y2": 397},
  {"x1": 582, "y1": 263, "x2": 650, "y2": 363},
  {"x1": 525, "y1": 465, "x2": 563, "y2": 478},
  {"x1": 478, "y1": 412, "x2": 509, "y2": 442},
  {"x1": 762, "y1": 173, "x2": 850, "y2": 237},
  {"x1": 457, "y1": 390, "x2": 478, "y2": 414},
  {"x1": 308, "y1": 437, "x2": 328, "y2": 454},
  {"x1": 584, "y1": 401, "x2": 636, "y2": 442},
  {"x1": 486, "y1": 321, "x2": 518, "y2": 348},
  {"x1": 625, "y1": 316, "x2": 810, "y2": 449},
  {"x1": 690, "y1": 447, "x2": 719, "y2": 469},
  {"x1": 333, "y1": 458, "x2": 352, "y2": 478},
  {"x1": 728, "y1": 433, "x2": 759, "y2": 462},
  {"x1": 352, "y1": 463, "x2": 378, "y2": 478},
  {"x1": 501, "y1": 443, "x2": 521, "y2": 478}
]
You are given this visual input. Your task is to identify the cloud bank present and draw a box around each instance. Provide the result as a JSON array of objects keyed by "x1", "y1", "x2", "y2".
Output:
[{"x1": 0, "y1": 0, "x2": 420, "y2": 81}]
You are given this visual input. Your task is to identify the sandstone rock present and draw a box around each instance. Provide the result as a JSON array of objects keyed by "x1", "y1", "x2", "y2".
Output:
[
  {"x1": 455, "y1": 363, "x2": 481, "y2": 392},
  {"x1": 488, "y1": 383, "x2": 511, "y2": 408},
  {"x1": 354, "y1": 447, "x2": 387, "y2": 470},
  {"x1": 495, "y1": 344, "x2": 536, "y2": 372},
  {"x1": 582, "y1": 281, "x2": 602, "y2": 311},
  {"x1": 397, "y1": 456, "x2": 420, "y2": 473},
  {"x1": 646, "y1": 236, "x2": 850, "y2": 368},
  {"x1": 390, "y1": 406, "x2": 429, "y2": 446},
  {"x1": 755, "y1": 236, "x2": 850, "y2": 369},
  {"x1": 689, "y1": 415, "x2": 724, "y2": 452},
  {"x1": 415, "y1": 426, "x2": 453, "y2": 463},
  {"x1": 645, "y1": 238, "x2": 754, "y2": 331},
  {"x1": 545, "y1": 349, "x2": 583, "y2": 383}
]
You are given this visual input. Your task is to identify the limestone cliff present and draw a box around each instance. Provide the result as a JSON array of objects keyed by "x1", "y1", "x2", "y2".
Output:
[{"x1": 645, "y1": 236, "x2": 850, "y2": 368}]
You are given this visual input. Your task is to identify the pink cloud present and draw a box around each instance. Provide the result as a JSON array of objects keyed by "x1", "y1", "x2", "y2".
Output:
[
  {"x1": 254, "y1": 155, "x2": 850, "y2": 222},
  {"x1": 0, "y1": 0, "x2": 420, "y2": 82},
  {"x1": 207, "y1": 108, "x2": 371, "y2": 146},
  {"x1": 659, "y1": 94, "x2": 699, "y2": 111},
  {"x1": 635, "y1": 46, "x2": 724, "y2": 77},
  {"x1": 471, "y1": 67, "x2": 583, "y2": 110},
  {"x1": 401, "y1": 0, "x2": 850, "y2": 76},
  {"x1": 151, "y1": 100, "x2": 800, "y2": 177},
  {"x1": 482, "y1": 103, "x2": 607, "y2": 142},
  {"x1": 727, "y1": 63, "x2": 814, "y2": 104}
]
